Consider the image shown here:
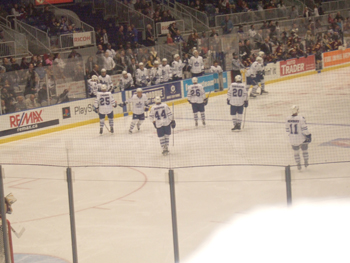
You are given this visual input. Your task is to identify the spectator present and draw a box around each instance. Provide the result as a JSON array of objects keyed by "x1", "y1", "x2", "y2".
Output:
[
  {"x1": 125, "y1": 26, "x2": 135, "y2": 45},
  {"x1": 145, "y1": 24, "x2": 155, "y2": 46},
  {"x1": 318, "y1": 3, "x2": 324, "y2": 16},
  {"x1": 26, "y1": 3, "x2": 37, "y2": 18},
  {"x1": 24, "y1": 63, "x2": 39, "y2": 97},
  {"x1": 15, "y1": 96, "x2": 26, "y2": 112},
  {"x1": 90, "y1": 64, "x2": 100, "y2": 77},
  {"x1": 1, "y1": 99, "x2": 8, "y2": 114},
  {"x1": 10, "y1": 58, "x2": 20, "y2": 72},
  {"x1": 35, "y1": 62, "x2": 46, "y2": 81},
  {"x1": 168, "y1": 22, "x2": 177, "y2": 39},
  {"x1": 54, "y1": 53, "x2": 66, "y2": 78},
  {"x1": 85, "y1": 56, "x2": 95, "y2": 78},
  {"x1": 303, "y1": 7, "x2": 311, "y2": 18},
  {"x1": 102, "y1": 29, "x2": 109, "y2": 48},
  {"x1": 21, "y1": 56, "x2": 30, "y2": 70},
  {"x1": 210, "y1": 29, "x2": 219, "y2": 37},
  {"x1": 167, "y1": 33, "x2": 174, "y2": 44},
  {"x1": 313, "y1": 5, "x2": 319, "y2": 17},
  {"x1": 37, "y1": 84, "x2": 50, "y2": 106},
  {"x1": 42, "y1": 6, "x2": 54, "y2": 27},
  {"x1": 328, "y1": 14, "x2": 334, "y2": 24},
  {"x1": 260, "y1": 37, "x2": 273, "y2": 56},
  {"x1": 95, "y1": 28, "x2": 102, "y2": 44},
  {"x1": 127, "y1": 58, "x2": 137, "y2": 82},
  {"x1": 105, "y1": 43, "x2": 116, "y2": 59},
  {"x1": 131, "y1": 24, "x2": 139, "y2": 45},
  {"x1": 174, "y1": 30, "x2": 185, "y2": 43},
  {"x1": 103, "y1": 51, "x2": 116, "y2": 75},
  {"x1": 116, "y1": 26, "x2": 125, "y2": 49},
  {"x1": 2, "y1": 58, "x2": 12, "y2": 72},
  {"x1": 249, "y1": 25, "x2": 257, "y2": 38},
  {"x1": 1, "y1": 87, "x2": 16, "y2": 113},
  {"x1": 96, "y1": 44, "x2": 105, "y2": 68},
  {"x1": 221, "y1": 15, "x2": 233, "y2": 34},
  {"x1": 335, "y1": 12, "x2": 344, "y2": 22},
  {"x1": 253, "y1": 29, "x2": 264, "y2": 49},
  {"x1": 25, "y1": 94, "x2": 39, "y2": 109},
  {"x1": 11, "y1": 4, "x2": 21, "y2": 17},
  {"x1": 68, "y1": 49, "x2": 82, "y2": 60},
  {"x1": 0, "y1": 5, "x2": 9, "y2": 19},
  {"x1": 289, "y1": 6, "x2": 298, "y2": 19},
  {"x1": 146, "y1": 55, "x2": 155, "y2": 68},
  {"x1": 30, "y1": 55, "x2": 38, "y2": 67},
  {"x1": 45, "y1": 54, "x2": 54, "y2": 66}
]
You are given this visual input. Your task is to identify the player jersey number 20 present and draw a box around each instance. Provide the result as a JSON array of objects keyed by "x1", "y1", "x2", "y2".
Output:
[
  {"x1": 232, "y1": 88, "x2": 243, "y2": 97},
  {"x1": 100, "y1": 97, "x2": 110, "y2": 105}
]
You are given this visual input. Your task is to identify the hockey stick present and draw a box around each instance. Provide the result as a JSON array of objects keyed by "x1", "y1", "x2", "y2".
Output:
[
  {"x1": 172, "y1": 102, "x2": 175, "y2": 146},
  {"x1": 11, "y1": 226, "x2": 25, "y2": 238},
  {"x1": 242, "y1": 106, "x2": 247, "y2": 129}
]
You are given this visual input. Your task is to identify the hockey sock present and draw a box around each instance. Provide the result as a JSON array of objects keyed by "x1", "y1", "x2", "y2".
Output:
[
  {"x1": 109, "y1": 118, "x2": 114, "y2": 128},
  {"x1": 194, "y1": 113, "x2": 198, "y2": 121},
  {"x1": 129, "y1": 120, "x2": 137, "y2": 131},
  {"x1": 137, "y1": 120, "x2": 144, "y2": 127},
  {"x1": 160, "y1": 136, "x2": 166, "y2": 148},
  {"x1": 252, "y1": 85, "x2": 258, "y2": 93},
  {"x1": 200, "y1": 112, "x2": 205, "y2": 121},
  {"x1": 164, "y1": 134, "x2": 170, "y2": 147},
  {"x1": 232, "y1": 115, "x2": 237, "y2": 125},
  {"x1": 237, "y1": 113, "x2": 242, "y2": 124},
  {"x1": 261, "y1": 82, "x2": 265, "y2": 90},
  {"x1": 294, "y1": 150, "x2": 301, "y2": 164},
  {"x1": 100, "y1": 118, "x2": 104, "y2": 129},
  {"x1": 302, "y1": 150, "x2": 309, "y2": 163}
]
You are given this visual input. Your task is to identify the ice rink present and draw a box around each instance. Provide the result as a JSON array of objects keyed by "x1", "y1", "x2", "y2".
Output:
[{"x1": 1, "y1": 67, "x2": 350, "y2": 262}]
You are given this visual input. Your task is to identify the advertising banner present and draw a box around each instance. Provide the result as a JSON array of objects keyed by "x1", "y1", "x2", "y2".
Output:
[
  {"x1": 280, "y1": 55, "x2": 315, "y2": 77},
  {"x1": 56, "y1": 80, "x2": 86, "y2": 99},
  {"x1": 264, "y1": 62, "x2": 280, "y2": 82},
  {"x1": 159, "y1": 21, "x2": 175, "y2": 35},
  {"x1": 183, "y1": 74, "x2": 216, "y2": 97},
  {"x1": 0, "y1": 108, "x2": 59, "y2": 137},
  {"x1": 35, "y1": 0, "x2": 73, "y2": 5},
  {"x1": 73, "y1": 32, "x2": 92, "y2": 47},
  {"x1": 323, "y1": 48, "x2": 350, "y2": 68},
  {"x1": 133, "y1": 81, "x2": 182, "y2": 104}
]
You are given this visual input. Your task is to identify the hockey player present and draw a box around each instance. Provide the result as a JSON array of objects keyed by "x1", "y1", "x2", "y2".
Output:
[
  {"x1": 135, "y1": 62, "x2": 150, "y2": 87},
  {"x1": 160, "y1": 58, "x2": 172, "y2": 83},
  {"x1": 189, "y1": 50, "x2": 204, "y2": 77},
  {"x1": 171, "y1": 54, "x2": 184, "y2": 81},
  {"x1": 99, "y1": 68, "x2": 114, "y2": 92},
  {"x1": 257, "y1": 51, "x2": 268, "y2": 94},
  {"x1": 245, "y1": 57, "x2": 262, "y2": 98},
  {"x1": 149, "y1": 96, "x2": 176, "y2": 156},
  {"x1": 119, "y1": 88, "x2": 149, "y2": 134},
  {"x1": 209, "y1": 61, "x2": 223, "y2": 74},
  {"x1": 286, "y1": 105, "x2": 311, "y2": 170},
  {"x1": 227, "y1": 75, "x2": 248, "y2": 131},
  {"x1": 232, "y1": 52, "x2": 245, "y2": 80},
  {"x1": 88, "y1": 75, "x2": 101, "y2": 97},
  {"x1": 187, "y1": 77, "x2": 207, "y2": 126},
  {"x1": 93, "y1": 84, "x2": 117, "y2": 134},
  {"x1": 149, "y1": 60, "x2": 162, "y2": 85},
  {"x1": 119, "y1": 70, "x2": 135, "y2": 91}
]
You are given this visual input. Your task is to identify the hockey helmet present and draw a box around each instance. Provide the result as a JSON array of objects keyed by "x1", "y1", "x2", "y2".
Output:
[
  {"x1": 101, "y1": 84, "x2": 107, "y2": 92},
  {"x1": 235, "y1": 75, "x2": 242, "y2": 82},
  {"x1": 193, "y1": 49, "x2": 198, "y2": 55},
  {"x1": 91, "y1": 75, "x2": 98, "y2": 82},
  {"x1": 136, "y1": 88, "x2": 142, "y2": 93},
  {"x1": 174, "y1": 54, "x2": 180, "y2": 59},
  {"x1": 192, "y1": 77, "x2": 198, "y2": 84},
  {"x1": 162, "y1": 58, "x2": 167, "y2": 62},
  {"x1": 101, "y1": 68, "x2": 106, "y2": 73},
  {"x1": 122, "y1": 70, "x2": 127, "y2": 75},
  {"x1": 155, "y1": 96, "x2": 161, "y2": 104},
  {"x1": 258, "y1": 51, "x2": 265, "y2": 57},
  {"x1": 256, "y1": 56, "x2": 263, "y2": 63},
  {"x1": 291, "y1": 105, "x2": 299, "y2": 115},
  {"x1": 139, "y1": 62, "x2": 144, "y2": 66},
  {"x1": 154, "y1": 60, "x2": 159, "y2": 65}
]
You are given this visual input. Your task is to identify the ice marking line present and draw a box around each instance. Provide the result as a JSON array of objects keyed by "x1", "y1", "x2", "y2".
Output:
[
  {"x1": 11, "y1": 167, "x2": 148, "y2": 224},
  {"x1": 175, "y1": 118, "x2": 350, "y2": 127},
  {"x1": 9, "y1": 179, "x2": 40, "y2": 189}
]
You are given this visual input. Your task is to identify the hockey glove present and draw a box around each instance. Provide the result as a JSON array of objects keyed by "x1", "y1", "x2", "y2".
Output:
[
  {"x1": 170, "y1": 120, "x2": 176, "y2": 129},
  {"x1": 227, "y1": 99, "x2": 230, "y2": 105},
  {"x1": 118, "y1": 102, "x2": 126, "y2": 107},
  {"x1": 153, "y1": 122, "x2": 157, "y2": 129},
  {"x1": 304, "y1": 134, "x2": 312, "y2": 143},
  {"x1": 188, "y1": 100, "x2": 193, "y2": 104},
  {"x1": 144, "y1": 106, "x2": 150, "y2": 112},
  {"x1": 244, "y1": 100, "x2": 248, "y2": 107},
  {"x1": 93, "y1": 107, "x2": 99, "y2": 113},
  {"x1": 204, "y1": 98, "x2": 208, "y2": 106}
]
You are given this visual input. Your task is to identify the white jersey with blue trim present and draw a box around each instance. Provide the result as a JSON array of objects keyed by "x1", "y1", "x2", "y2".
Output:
[
  {"x1": 246, "y1": 61, "x2": 261, "y2": 78},
  {"x1": 189, "y1": 56, "x2": 204, "y2": 74},
  {"x1": 119, "y1": 73, "x2": 134, "y2": 90},
  {"x1": 209, "y1": 65, "x2": 223, "y2": 74},
  {"x1": 285, "y1": 115, "x2": 310, "y2": 146},
  {"x1": 88, "y1": 80, "x2": 101, "y2": 96},
  {"x1": 98, "y1": 74, "x2": 114, "y2": 91},
  {"x1": 150, "y1": 102, "x2": 173, "y2": 128},
  {"x1": 187, "y1": 83, "x2": 206, "y2": 104},
  {"x1": 94, "y1": 91, "x2": 116, "y2": 115},
  {"x1": 227, "y1": 82, "x2": 247, "y2": 106},
  {"x1": 171, "y1": 60, "x2": 184, "y2": 78},
  {"x1": 149, "y1": 67, "x2": 163, "y2": 85},
  {"x1": 126, "y1": 93, "x2": 149, "y2": 115},
  {"x1": 159, "y1": 64, "x2": 172, "y2": 82},
  {"x1": 135, "y1": 68, "x2": 149, "y2": 86}
]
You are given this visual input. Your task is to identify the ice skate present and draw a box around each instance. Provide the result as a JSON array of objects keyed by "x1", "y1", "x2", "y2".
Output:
[
  {"x1": 195, "y1": 120, "x2": 198, "y2": 127},
  {"x1": 250, "y1": 93, "x2": 256, "y2": 98},
  {"x1": 232, "y1": 123, "x2": 239, "y2": 131},
  {"x1": 137, "y1": 123, "x2": 141, "y2": 131},
  {"x1": 100, "y1": 128, "x2": 103, "y2": 134},
  {"x1": 162, "y1": 146, "x2": 169, "y2": 156},
  {"x1": 110, "y1": 127, "x2": 114, "y2": 133},
  {"x1": 297, "y1": 163, "x2": 302, "y2": 171},
  {"x1": 304, "y1": 160, "x2": 309, "y2": 168},
  {"x1": 202, "y1": 120, "x2": 206, "y2": 126},
  {"x1": 261, "y1": 90, "x2": 268, "y2": 94},
  {"x1": 128, "y1": 129, "x2": 132, "y2": 134}
]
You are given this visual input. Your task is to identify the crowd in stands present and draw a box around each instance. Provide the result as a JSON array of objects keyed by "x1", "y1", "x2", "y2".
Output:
[{"x1": 0, "y1": 50, "x2": 84, "y2": 115}]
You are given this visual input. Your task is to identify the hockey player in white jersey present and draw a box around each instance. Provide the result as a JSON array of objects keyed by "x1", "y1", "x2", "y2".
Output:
[
  {"x1": 149, "y1": 96, "x2": 176, "y2": 156},
  {"x1": 93, "y1": 84, "x2": 117, "y2": 134},
  {"x1": 135, "y1": 62, "x2": 150, "y2": 87},
  {"x1": 149, "y1": 61, "x2": 162, "y2": 85},
  {"x1": 99, "y1": 68, "x2": 115, "y2": 93},
  {"x1": 227, "y1": 75, "x2": 248, "y2": 131},
  {"x1": 257, "y1": 51, "x2": 268, "y2": 94},
  {"x1": 286, "y1": 105, "x2": 311, "y2": 170},
  {"x1": 119, "y1": 88, "x2": 149, "y2": 134},
  {"x1": 171, "y1": 54, "x2": 184, "y2": 81},
  {"x1": 88, "y1": 75, "x2": 101, "y2": 97},
  {"x1": 119, "y1": 71, "x2": 135, "y2": 91},
  {"x1": 209, "y1": 61, "x2": 223, "y2": 74},
  {"x1": 189, "y1": 50, "x2": 204, "y2": 77},
  {"x1": 246, "y1": 57, "x2": 262, "y2": 98},
  {"x1": 160, "y1": 58, "x2": 172, "y2": 83},
  {"x1": 187, "y1": 77, "x2": 207, "y2": 126}
]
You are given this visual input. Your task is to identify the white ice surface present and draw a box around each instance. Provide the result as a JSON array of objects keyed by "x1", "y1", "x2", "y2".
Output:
[{"x1": 0, "y1": 67, "x2": 350, "y2": 262}]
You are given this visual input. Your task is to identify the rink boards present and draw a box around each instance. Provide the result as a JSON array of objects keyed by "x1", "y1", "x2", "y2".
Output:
[{"x1": 0, "y1": 48, "x2": 349, "y2": 144}]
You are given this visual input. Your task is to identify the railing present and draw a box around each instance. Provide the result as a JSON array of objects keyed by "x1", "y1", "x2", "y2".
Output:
[
  {"x1": 0, "y1": 41, "x2": 15, "y2": 58},
  {"x1": 156, "y1": 20, "x2": 185, "y2": 37},
  {"x1": 215, "y1": 7, "x2": 293, "y2": 28},
  {"x1": 175, "y1": 2, "x2": 209, "y2": 30},
  {"x1": 59, "y1": 31, "x2": 95, "y2": 50},
  {"x1": 0, "y1": 25, "x2": 31, "y2": 57},
  {"x1": 321, "y1": 0, "x2": 350, "y2": 13}
]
